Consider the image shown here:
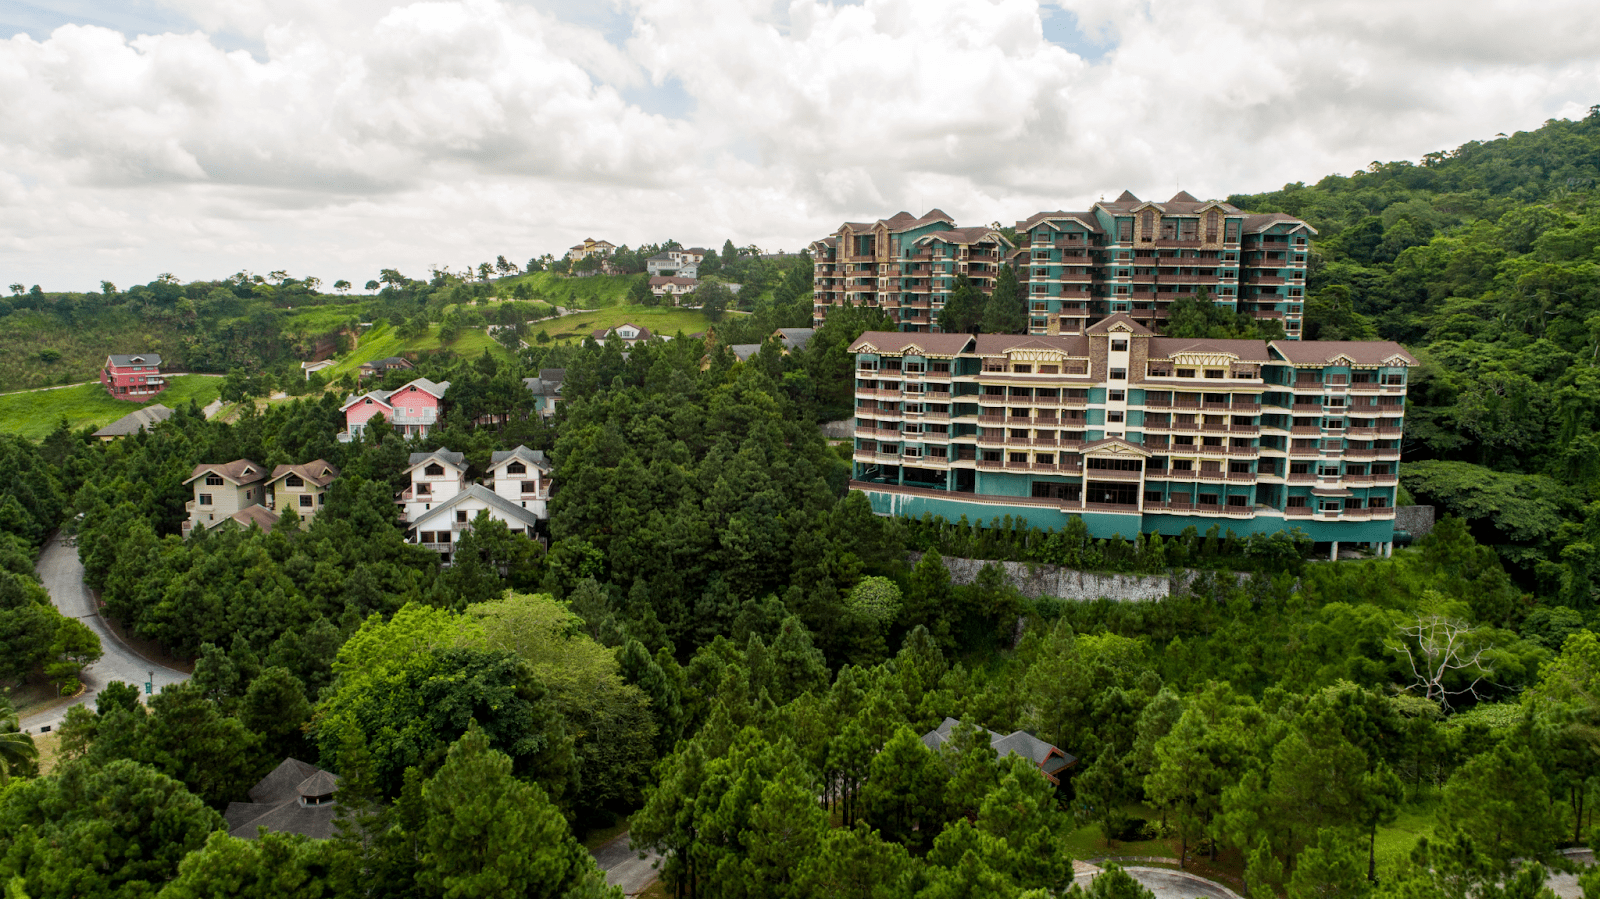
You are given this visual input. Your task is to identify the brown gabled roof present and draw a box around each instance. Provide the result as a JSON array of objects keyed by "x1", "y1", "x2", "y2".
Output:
[
  {"x1": 849, "y1": 331, "x2": 974, "y2": 357},
  {"x1": 649, "y1": 275, "x2": 698, "y2": 288},
  {"x1": 1269, "y1": 340, "x2": 1417, "y2": 367},
  {"x1": 1086, "y1": 313, "x2": 1155, "y2": 336},
  {"x1": 1148, "y1": 338, "x2": 1273, "y2": 363},
  {"x1": 918, "y1": 227, "x2": 1013, "y2": 247},
  {"x1": 971, "y1": 334, "x2": 1089, "y2": 357},
  {"x1": 1242, "y1": 213, "x2": 1317, "y2": 235},
  {"x1": 269, "y1": 460, "x2": 340, "y2": 489},
  {"x1": 1015, "y1": 210, "x2": 1103, "y2": 233},
  {"x1": 185, "y1": 459, "x2": 267, "y2": 486},
  {"x1": 228, "y1": 505, "x2": 281, "y2": 532},
  {"x1": 1081, "y1": 436, "x2": 1152, "y2": 456},
  {"x1": 1169, "y1": 190, "x2": 1200, "y2": 204},
  {"x1": 1114, "y1": 190, "x2": 1139, "y2": 204},
  {"x1": 842, "y1": 209, "x2": 955, "y2": 236}
]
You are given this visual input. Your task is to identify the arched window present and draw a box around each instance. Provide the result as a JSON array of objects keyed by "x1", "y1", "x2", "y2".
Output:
[
  {"x1": 1140, "y1": 211, "x2": 1154, "y2": 242},
  {"x1": 1206, "y1": 211, "x2": 1220, "y2": 243}
]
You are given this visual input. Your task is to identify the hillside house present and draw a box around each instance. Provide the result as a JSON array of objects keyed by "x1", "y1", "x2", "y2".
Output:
[
  {"x1": 339, "y1": 377, "x2": 450, "y2": 441},
  {"x1": 398, "y1": 450, "x2": 467, "y2": 522},
  {"x1": 92, "y1": 404, "x2": 173, "y2": 441},
  {"x1": 301, "y1": 359, "x2": 337, "y2": 380},
  {"x1": 266, "y1": 461, "x2": 340, "y2": 527},
  {"x1": 183, "y1": 459, "x2": 271, "y2": 536},
  {"x1": 921, "y1": 717, "x2": 1077, "y2": 785},
  {"x1": 649, "y1": 276, "x2": 698, "y2": 302},
  {"x1": 358, "y1": 356, "x2": 414, "y2": 380},
  {"x1": 523, "y1": 369, "x2": 564, "y2": 418},
  {"x1": 225, "y1": 758, "x2": 341, "y2": 840},
  {"x1": 772, "y1": 328, "x2": 816, "y2": 352},
  {"x1": 409, "y1": 486, "x2": 543, "y2": 564},
  {"x1": 567, "y1": 238, "x2": 616, "y2": 262},
  {"x1": 591, "y1": 323, "x2": 653, "y2": 347},
  {"x1": 100, "y1": 353, "x2": 167, "y2": 400},
  {"x1": 647, "y1": 254, "x2": 699, "y2": 279},
  {"x1": 487, "y1": 446, "x2": 552, "y2": 519}
]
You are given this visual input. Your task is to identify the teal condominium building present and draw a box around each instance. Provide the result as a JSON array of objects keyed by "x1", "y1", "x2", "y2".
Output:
[{"x1": 849, "y1": 315, "x2": 1416, "y2": 553}]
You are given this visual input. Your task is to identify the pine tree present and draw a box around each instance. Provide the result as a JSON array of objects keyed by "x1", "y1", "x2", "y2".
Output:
[{"x1": 980, "y1": 263, "x2": 1026, "y2": 334}]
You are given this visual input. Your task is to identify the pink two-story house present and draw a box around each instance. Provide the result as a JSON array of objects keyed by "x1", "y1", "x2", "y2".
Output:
[
  {"x1": 101, "y1": 353, "x2": 167, "y2": 401},
  {"x1": 339, "y1": 377, "x2": 450, "y2": 441}
]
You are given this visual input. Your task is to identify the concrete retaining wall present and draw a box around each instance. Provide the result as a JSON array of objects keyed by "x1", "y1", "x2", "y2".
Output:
[
  {"x1": 1393, "y1": 505, "x2": 1435, "y2": 540},
  {"x1": 819, "y1": 419, "x2": 855, "y2": 440},
  {"x1": 914, "y1": 552, "x2": 1194, "y2": 602}
]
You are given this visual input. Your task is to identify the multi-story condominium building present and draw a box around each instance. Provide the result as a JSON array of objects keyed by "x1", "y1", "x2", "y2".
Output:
[
  {"x1": 101, "y1": 353, "x2": 167, "y2": 400},
  {"x1": 810, "y1": 211, "x2": 1013, "y2": 332},
  {"x1": 847, "y1": 316, "x2": 1415, "y2": 555},
  {"x1": 1015, "y1": 191, "x2": 1313, "y2": 338}
]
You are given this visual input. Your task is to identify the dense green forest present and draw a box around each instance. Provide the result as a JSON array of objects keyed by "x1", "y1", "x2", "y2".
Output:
[{"x1": 6, "y1": 114, "x2": 1600, "y2": 899}]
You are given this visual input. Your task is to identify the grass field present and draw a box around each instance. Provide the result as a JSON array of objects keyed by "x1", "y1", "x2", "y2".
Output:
[
  {"x1": 532, "y1": 305, "x2": 724, "y2": 343},
  {"x1": 322, "y1": 322, "x2": 517, "y2": 381},
  {"x1": 0, "y1": 375, "x2": 224, "y2": 440},
  {"x1": 497, "y1": 272, "x2": 637, "y2": 309},
  {"x1": 279, "y1": 301, "x2": 368, "y2": 335}
]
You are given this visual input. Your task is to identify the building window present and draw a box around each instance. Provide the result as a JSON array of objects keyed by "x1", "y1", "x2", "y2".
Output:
[
  {"x1": 1109, "y1": 368, "x2": 1127, "y2": 380},
  {"x1": 286, "y1": 474, "x2": 304, "y2": 488},
  {"x1": 1227, "y1": 495, "x2": 1247, "y2": 507},
  {"x1": 1107, "y1": 411, "x2": 1125, "y2": 423},
  {"x1": 521, "y1": 480, "x2": 538, "y2": 494},
  {"x1": 425, "y1": 463, "x2": 445, "y2": 477},
  {"x1": 1109, "y1": 389, "x2": 1125, "y2": 401},
  {"x1": 455, "y1": 510, "x2": 469, "y2": 523},
  {"x1": 205, "y1": 475, "x2": 225, "y2": 486},
  {"x1": 299, "y1": 495, "x2": 313, "y2": 508},
  {"x1": 198, "y1": 493, "x2": 213, "y2": 506},
  {"x1": 1287, "y1": 496, "x2": 1307, "y2": 507},
  {"x1": 1111, "y1": 339, "x2": 1128, "y2": 352},
  {"x1": 507, "y1": 462, "x2": 526, "y2": 475}
]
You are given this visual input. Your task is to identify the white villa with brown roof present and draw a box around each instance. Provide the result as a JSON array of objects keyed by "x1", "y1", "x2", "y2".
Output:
[
  {"x1": 398, "y1": 447, "x2": 550, "y2": 564},
  {"x1": 183, "y1": 460, "x2": 271, "y2": 536},
  {"x1": 591, "y1": 323, "x2": 654, "y2": 346},
  {"x1": 649, "y1": 275, "x2": 698, "y2": 303},
  {"x1": 266, "y1": 461, "x2": 340, "y2": 527}
]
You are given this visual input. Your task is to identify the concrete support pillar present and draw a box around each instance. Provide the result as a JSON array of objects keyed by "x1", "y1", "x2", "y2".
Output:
[
  {"x1": 1385, "y1": 541, "x2": 1393, "y2": 558},
  {"x1": 1330, "y1": 541, "x2": 1340, "y2": 562}
]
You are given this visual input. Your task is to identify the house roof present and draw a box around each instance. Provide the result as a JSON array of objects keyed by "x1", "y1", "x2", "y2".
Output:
[
  {"x1": 1094, "y1": 190, "x2": 1242, "y2": 216},
  {"x1": 490, "y1": 446, "x2": 549, "y2": 471},
  {"x1": 225, "y1": 758, "x2": 341, "y2": 841},
  {"x1": 1269, "y1": 340, "x2": 1417, "y2": 367},
  {"x1": 409, "y1": 483, "x2": 542, "y2": 532},
  {"x1": 773, "y1": 328, "x2": 815, "y2": 350},
  {"x1": 593, "y1": 324, "x2": 654, "y2": 341},
  {"x1": 1148, "y1": 337, "x2": 1273, "y2": 363},
  {"x1": 649, "y1": 275, "x2": 698, "y2": 288},
  {"x1": 92, "y1": 404, "x2": 173, "y2": 438},
  {"x1": 1242, "y1": 212, "x2": 1317, "y2": 235},
  {"x1": 849, "y1": 331, "x2": 974, "y2": 357},
  {"x1": 269, "y1": 460, "x2": 341, "y2": 488},
  {"x1": 402, "y1": 377, "x2": 449, "y2": 399},
  {"x1": 1086, "y1": 313, "x2": 1155, "y2": 336},
  {"x1": 227, "y1": 505, "x2": 281, "y2": 532},
  {"x1": 916, "y1": 227, "x2": 1013, "y2": 248},
  {"x1": 406, "y1": 449, "x2": 466, "y2": 472},
  {"x1": 539, "y1": 368, "x2": 565, "y2": 383},
  {"x1": 840, "y1": 209, "x2": 955, "y2": 235},
  {"x1": 522, "y1": 375, "x2": 563, "y2": 397},
  {"x1": 360, "y1": 356, "x2": 412, "y2": 369},
  {"x1": 1081, "y1": 436, "x2": 1152, "y2": 457},
  {"x1": 1014, "y1": 210, "x2": 1104, "y2": 233},
  {"x1": 185, "y1": 459, "x2": 267, "y2": 486},
  {"x1": 920, "y1": 717, "x2": 1077, "y2": 771},
  {"x1": 107, "y1": 353, "x2": 162, "y2": 367},
  {"x1": 729, "y1": 344, "x2": 763, "y2": 362}
]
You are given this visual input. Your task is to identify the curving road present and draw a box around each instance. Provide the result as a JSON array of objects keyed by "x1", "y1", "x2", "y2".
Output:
[
  {"x1": 19, "y1": 533, "x2": 189, "y2": 733},
  {"x1": 1076, "y1": 865, "x2": 1243, "y2": 899},
  {"x1": 590, "y1": 830, "x2": 663, "y2": 896}
]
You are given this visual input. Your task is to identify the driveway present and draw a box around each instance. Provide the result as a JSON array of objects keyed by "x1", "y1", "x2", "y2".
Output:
[
  {"x1": 1076, "y1": 865, "x2": 1242, "y2": 899},
  {"x1": 591, "y1": 830, "x2": 663, "y2": 896},
  {"x1": 19, "y1": 533, "x2": 189, "y2": 732}
]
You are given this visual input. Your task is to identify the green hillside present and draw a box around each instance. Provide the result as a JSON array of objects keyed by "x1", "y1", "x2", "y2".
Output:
[
  {"x1": 323, "y1": 322, "x2": 517, "y2": 381},
  {"x1": 532, "y1": 305, "x2": 723, "y2": 343},
  {"x1": 496, "y1": 271, "x2": 639, "y2": 308},
  {"x1": 0, "y1": 375, "x2": 223, "y2": 440}
]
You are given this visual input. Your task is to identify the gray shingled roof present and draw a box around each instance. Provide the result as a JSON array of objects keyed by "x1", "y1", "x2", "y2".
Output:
[
  {"x1": 773, "y1": 328, "x2": 815, "y2": 351},
  {"x1": 409, "y1": 483, "x2": 543, "y2": 532},
  {"x1": 184, "y1": 459, "x2": 267, "y2": 486},
  {"x1": 729, "y1": 344, "x2": 763, "y2": 362},
  {"x1": 107, "y1": 353, "x2": 162, "y2": 367},
  {"x1": 225, "y1": 758, "x2": 341, "y2": 841},
  {"x1": 92, "y1": 404, "x2": 173, "y2": 438},
  {"x1": 490, "y1": 446, "x2": 549, "y2": 471},
  {"x1": 407, "y1": 449, "x2": 467, "y2": 471},
  {"x1": 920, "y1": 717, "x2": 1077, "y2": 771}
]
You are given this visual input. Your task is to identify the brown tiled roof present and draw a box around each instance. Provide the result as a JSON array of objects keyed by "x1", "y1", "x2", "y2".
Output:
[
  {"x1": 1148, "y1": 338, "x2": 1273, "y2": 363},
  {"x1": 1095, "y1": 190, "x2": 1242, "y2": 216},
  {"x1": 971, "y1": 334, "x2": 1089, "y2": 356},
  {"x1": 1169, "y1": 190, "x2": 1200, "y2": 204},
  {"x1": 269, "y1": 460, "x2": 340, "y2": 488},
  {"x1": 1269, "y1": 340, "x2": 1417, "y2": 366},
  {"x1": 1086, "y1": 313, "x2": 1155, "y2": 336},
  {"x1": 185, "y1": 459, "x2": 267, "y2": 486},
  {"x1": 1015, "y1": 211, "x2": 1103, "y2": 232},
  {"x1": 849, "y1": 331, "x2": 974, "y2": 357},
  {"x1": 649, "y1": 276, "x2": 698, "y2": 287},
  {"x1": 228, "y1": 505, "x2": 281, "y2": 532},
  {"x1": 841, "y1": 209, "x2": 955, "y2": 236},
  {"x1": 1115, "y1": 190, "x2": 1139, "y2": 204},
  {"x1": 918, "y1": 227, "x2": 1012, "y2": 247},
  {"x1": 1242, "y1": 213, "x2": 1316, "y2": 235}
]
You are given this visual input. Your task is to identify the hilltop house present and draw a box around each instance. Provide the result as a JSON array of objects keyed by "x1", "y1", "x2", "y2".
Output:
[
  {"x1": 339, "y1": 377, "x2": 450, "y2": 441},
  {"x1": 183, "y1": 459, "x2": 272, "y2": 536},
  {"x1": 225, "y1": 758, "x2": 341, "y2": 840},
  {"x1": 591, "y1": 323, "x2": 653, "y2": 347},
  {"x1": 523, "y1": 369, "x2": 564, "y2": 418},
  {"x1": 399, "y1": 447, "x2": 549, "y2": 564},
  {"x1": 301, "y1": 359, "x2": 337, "y2": 380},
  {"x1": 92, "y1": 404, "x2": 173, "y2": 441},
  {"x1": 265, "y1": 461, "x2": 340, "y2": 527},
  {"x1": 100, "y1": 353, "x2": 167, "y2": 401},
  {"x1": 649, "y1": 276, "x2": 698, "y2": 302},
  {"x1": 921, "y1": 717, "x2": 1077, "y2": 785},
  {"x1": 647, "y1": 253, "x2": 699, "y2": 279},
  {"x1": 567, "y1": 238, "x2": 616, "y2": 262}
]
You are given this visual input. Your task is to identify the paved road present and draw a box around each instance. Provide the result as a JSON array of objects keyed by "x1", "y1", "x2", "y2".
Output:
[
  {"x1": 590, "y1": 830, "x2": 663, "y2": 896},
  {"x1": 19, "y1": 534, "x2": 189, "y2": 733},
  {"x1": 1076, "y1": 866, "x2": 1242, "y2": 899}
]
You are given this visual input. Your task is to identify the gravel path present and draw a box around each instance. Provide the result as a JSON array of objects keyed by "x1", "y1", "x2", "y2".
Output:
[
  {"x1": 590, "y1": 830, "x2": 663, "y2": 896},
  {"x1": 1075, "y1": 864, "x2": 1243, "y2": 899},
  {"x1": 19, "y1": 534, "x2": 189, "y2": 733}
]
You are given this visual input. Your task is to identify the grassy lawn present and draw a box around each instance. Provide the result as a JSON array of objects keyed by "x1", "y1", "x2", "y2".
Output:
[
  {"x1": 1373, "y1": 797, "x2": 1439, "y2": 870},
  {"x1": 0, "y1": 375, "x2": 223, "y2": 440},
  {"x1": 496, "y1": 272, "x2": 637, "y2": 309},
  {"x1": 279, "y1": 301, "x2": 367, "y2": 334},
  {"x1": 323, "y1": 322, "x2": 516, "y2": 381},
  {"x1": 532, "y1": 305, "x2": 723, "y2": 343}
]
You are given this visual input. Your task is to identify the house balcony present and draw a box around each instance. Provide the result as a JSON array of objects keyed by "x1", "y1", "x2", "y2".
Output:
[
  {"x1": 1245, "y1": 275, "x2": 1286, "y2": 285},
  {"x1": 1084, "y1": 468, "x2": 1143, "y2": 482},
  {"x1": 1154, "y1": 239, "x2": 1202, "y2": 248},
  {"x1": 1144, "y1": 501, "x2": 1256, "y2": 518}
]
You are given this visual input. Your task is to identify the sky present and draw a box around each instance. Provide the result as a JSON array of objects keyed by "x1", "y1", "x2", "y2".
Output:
[{"x1": 1, "y1": 0, "x2": 1597, "y2": 291}]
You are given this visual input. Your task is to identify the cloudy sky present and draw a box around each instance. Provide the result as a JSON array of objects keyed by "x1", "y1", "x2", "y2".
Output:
[{"x1": 2, "y1": 0, "x2": 1597, "y2": 291}]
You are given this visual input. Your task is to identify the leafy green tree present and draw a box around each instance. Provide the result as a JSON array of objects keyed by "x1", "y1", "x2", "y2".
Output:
[
  {"x1": 155, "y1": 830, "x2": 350, "y2": 899},
  {"x1": 0, "y1": 694, "x2": 37, "y2": 783}
]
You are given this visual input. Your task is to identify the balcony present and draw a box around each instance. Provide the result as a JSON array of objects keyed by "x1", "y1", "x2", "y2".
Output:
[{"x1": 1084, "y1": 468, "x2": 1144, "y2": 482}]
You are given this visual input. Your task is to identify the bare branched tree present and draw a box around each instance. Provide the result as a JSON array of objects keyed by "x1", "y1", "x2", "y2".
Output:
[{"x1": 1391, "y1": 613, "x2": 1494, "y2": 709}]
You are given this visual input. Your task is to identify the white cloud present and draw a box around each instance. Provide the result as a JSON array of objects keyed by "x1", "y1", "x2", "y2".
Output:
[{"x1": 0, "y1": 0, "x2": 1597, "y2": 289}]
